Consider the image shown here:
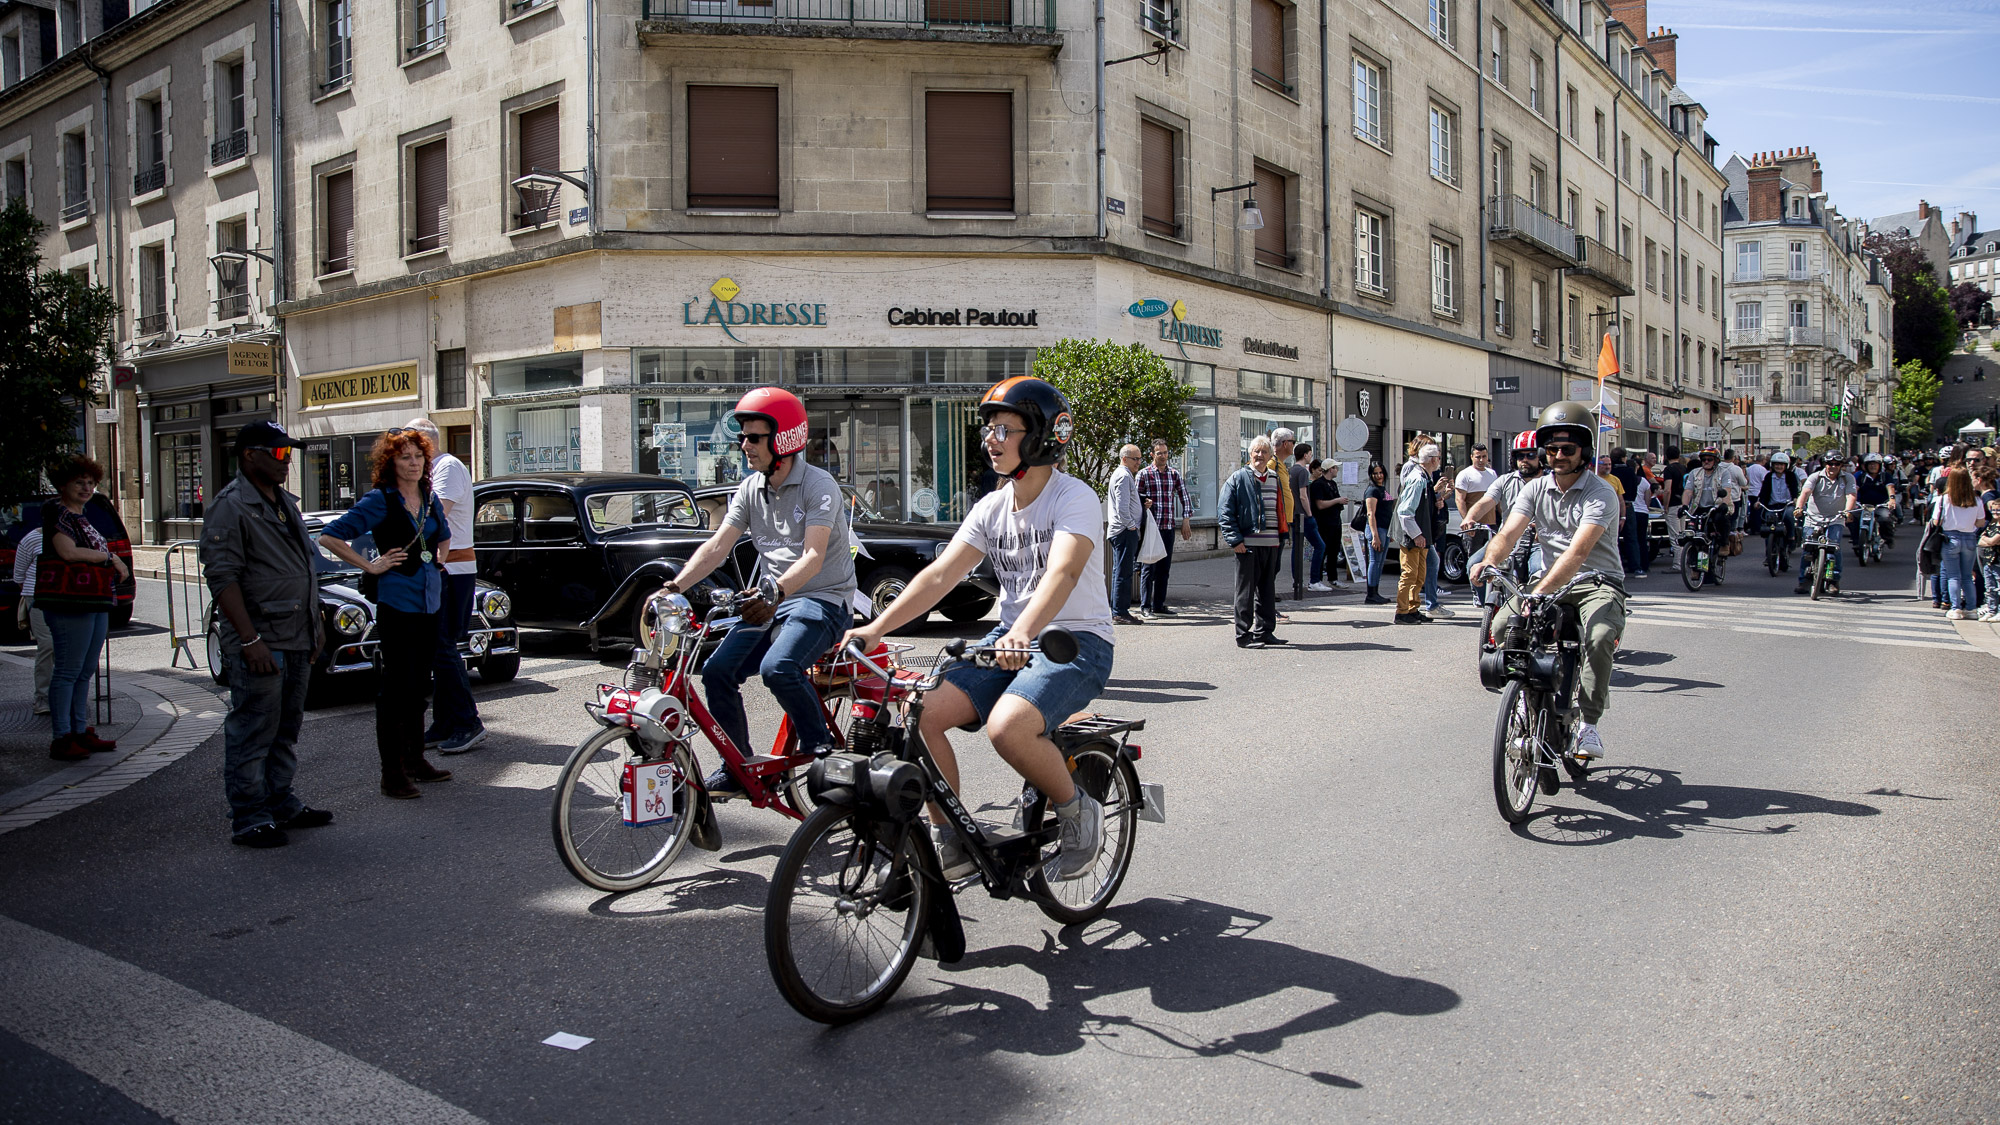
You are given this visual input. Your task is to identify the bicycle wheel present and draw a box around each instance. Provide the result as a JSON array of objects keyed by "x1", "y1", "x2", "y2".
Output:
[
  {"x1": 1025, "y1": 744, "x2": 1140, "y2": 925},
  {"x1": 1810, "y1": 549, "x2": 1826, "y2": 600},
  {"x1": 1679, "y1": 543, "x2": 1703, "y2": 592},
  {"x1": 1491, "y1": 681, "x2": 1539, "y2": 823},
  {"x1": 775, "y1": 697, "x2": 853, "y2": 816},
  {"x1": 551, "y1": 727, "x2": 696, "y2": 892},
  {"x1": 1766, "y1": 539, "x2": 1780, "y2": 577},
  {"x1": 765, "y1": 804, "x2": 930, "y2": 1024}
]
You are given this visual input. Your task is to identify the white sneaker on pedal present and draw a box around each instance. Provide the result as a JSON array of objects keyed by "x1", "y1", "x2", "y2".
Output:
[
  {"x1": 1574, "y1": 722, "x2": 1606, "y2": 759},
  {"x1": 932, "y1": 824, "x2": 976, "y2": 881}
]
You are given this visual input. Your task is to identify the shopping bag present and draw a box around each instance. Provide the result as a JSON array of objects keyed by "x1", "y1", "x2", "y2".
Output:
[{"x1": 1137, "y1": 510, "x2": 1167, "y2": 565}]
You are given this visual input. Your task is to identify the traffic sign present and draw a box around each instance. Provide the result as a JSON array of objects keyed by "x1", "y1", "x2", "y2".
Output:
[{"x1": 1702, "y1": 426, "x2": 1725, "y2": 442}]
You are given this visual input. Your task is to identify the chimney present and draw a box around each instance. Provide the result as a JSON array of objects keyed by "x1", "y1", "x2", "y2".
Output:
[
  {"x1": 1746, "y1": 156, "x2": 1782, "y2": 223},
  {"x1": 1919, "y1": 200, "x2": 1932, "y2": 220},
  {"x1": 1606, "y1": 1, "x2": 1647, "y2": 31},
  {"x1": 1647, "y1": 27, "x2": 1679, "y2": 84},
  {"x1": 1961, "y1": 212, "x2": 1978, "y2": 240},
  {"x1": 1811, "y1": 157, "x2": 1822, "y2": 193}
]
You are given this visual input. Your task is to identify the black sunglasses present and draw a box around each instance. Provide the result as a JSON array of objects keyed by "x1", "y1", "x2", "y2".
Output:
[
  {"x1": 1544, "y1": 443, "x2": 1584, "y2": 456},
  {"x1": 737, "y1": 431, "x2": 773, "y2": 446}
]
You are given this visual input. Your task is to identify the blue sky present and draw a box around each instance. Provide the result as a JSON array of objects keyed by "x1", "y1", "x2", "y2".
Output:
[{"x1": 1665, "y1": 0, "x2": 2000, "y2": 231}]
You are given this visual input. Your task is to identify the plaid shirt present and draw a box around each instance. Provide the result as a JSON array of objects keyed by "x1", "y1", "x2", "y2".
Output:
[{"x1": 1136, "y1": 464, "x2": 1191, "y2": 525}]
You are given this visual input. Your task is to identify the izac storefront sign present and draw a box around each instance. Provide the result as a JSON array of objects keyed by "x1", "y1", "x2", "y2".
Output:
[
  {"x1": 684, "y1": 277, "x2": 827, "y2": 343},
  {"x1": 1126, "y1": 297, "x2": 1222, "y2": 351}
]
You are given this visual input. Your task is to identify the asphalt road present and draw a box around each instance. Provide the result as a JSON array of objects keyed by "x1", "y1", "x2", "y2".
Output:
[{"x1": 2, "y1": 534, "x2": 1996, "y2": 1125}]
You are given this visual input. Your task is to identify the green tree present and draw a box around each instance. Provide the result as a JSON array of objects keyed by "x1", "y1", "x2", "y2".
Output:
[
  {"x1": 0, "y1": 200, "x2": 119, "y2": 497},
  {"x1": 1891, "y1": 359, "x2": 1941, "y2": 451},
  {"x1": 1804, "y1": 434, "x2": 1844, "y2": 458},
  {"x1": 1865, "y1": 230, "x2": 1960, "y2": 373},
  {"x1": 1030, "y1": 338, "x2": 1194, "y2": 495}
]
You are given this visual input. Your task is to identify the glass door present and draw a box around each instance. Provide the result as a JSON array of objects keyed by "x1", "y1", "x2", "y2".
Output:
[{"x1": 805, "y1": 400, "x2": 903, "y2": 520}]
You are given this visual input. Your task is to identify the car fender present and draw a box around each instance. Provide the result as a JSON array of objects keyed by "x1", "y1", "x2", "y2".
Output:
[{"x1": 584, "y1": 560, "x2": 733, "y2": 642}]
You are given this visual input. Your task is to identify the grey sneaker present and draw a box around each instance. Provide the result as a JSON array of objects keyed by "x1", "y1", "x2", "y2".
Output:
[
  {"x1": 1574, "y1": 723, "x2": 1606, "y2": 759},
  {"x1": 1053, "y1": 791, "x2": 1104, "y2": 881},
  {"x1": 933, "y1": 824, "x2": 976, "y2": 880},
  {"x1": 438, "y1": 727, "x2": 487, "y2": 755}
]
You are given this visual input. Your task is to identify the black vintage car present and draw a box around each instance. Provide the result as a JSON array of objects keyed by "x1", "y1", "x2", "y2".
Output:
[
  {"x1": 690, "y1": 485, "x2": 999, "y2": 623},
  {"x1": 203, "y1": 514, "x2": 520, "y2": 695},
  {"x1": 0, "y1": 495, "x2": 139, "y2": 642},
  {"x1": 471, "y1": 474, "x2": 734, "y2": 650}
]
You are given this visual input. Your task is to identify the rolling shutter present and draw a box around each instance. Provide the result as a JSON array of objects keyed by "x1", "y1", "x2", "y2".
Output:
[
  {"x1": 1252, "y1": 0, "x2": 1286, "y2": 86},
  {"x1": 515, "y1": 103, "x2": 561, "y2": 227},
  {"x1": 323, "y1": 169, "x2": 353, "y2": 272},
  {"x1": 411, "y1": 140, "x2": 447, "y2": 250},
  {"x1": 925, "y1": 91, "x2": 1013, "y2": 213},
  {"x1": 1140, "y1": 119, "x2": 1177, "y2": 237},
  {"x1": 687, "y1": 86, "x2": 779, "y2": 210},
  {"x1": 1252, "y1": 164, "x2": 1288, "y2": 267},
  {"x1": 926, "y1": 0, "x2": 1011, "y2": 25}
]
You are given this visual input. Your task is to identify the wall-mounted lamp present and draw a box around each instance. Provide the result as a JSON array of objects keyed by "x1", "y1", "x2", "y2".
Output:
[
  {"x1": 1211, "y1": 182, "x2": 1264, "y2": 229},
  {"x1": 509, "y1": 166, "x2": 592, "y2": 227}
]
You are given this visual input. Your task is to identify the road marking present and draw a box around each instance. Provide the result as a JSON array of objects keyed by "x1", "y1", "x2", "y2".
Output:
[
  {"x1": 1627, "y1": 614, "x2": 1970, "y2": 651},
  {"x1": 1630, "y1": 604, "x2": 1962, "y2": 644},
  {"x1": 0, "y1": 913, "x2": 488, "y2": 1125}
]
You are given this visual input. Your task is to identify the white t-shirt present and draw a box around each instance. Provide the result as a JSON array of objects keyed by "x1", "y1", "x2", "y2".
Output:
[
  {"x1": 430, "y1": 453, "x2": 476, "y2": 574},
  {"x1": 1454, "y1": 465, "x2": 1498, "y2": 496},
  {"x1": 951, "y1": 470, "x2": 1113, "y2": 644},
  {"x1": 1746, "y1": 463, "x2": 1769, "y2": 495}
]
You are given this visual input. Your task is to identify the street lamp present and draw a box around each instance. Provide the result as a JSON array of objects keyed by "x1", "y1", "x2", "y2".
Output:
[
  {"x1": 509, "y1": 167, "x2": 591, "y2": 228},
  {"x1": 1210, "y1": 181, "x2": 1264, "y2": 229},
  {"x1": 207, "y1": 247, "x2": 276, "y2": 292}
]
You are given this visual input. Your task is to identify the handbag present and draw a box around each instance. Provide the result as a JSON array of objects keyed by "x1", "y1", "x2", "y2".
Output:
[
  {"x1": 1136, "y1": 510, "x2": 1167, "y2": 565},
  {"x1": 1919, "y1": 519, "x2": 1945, "y2": 575},
  {"x1": 33, "y1": 509, "x2": 117, "y2": 613}
]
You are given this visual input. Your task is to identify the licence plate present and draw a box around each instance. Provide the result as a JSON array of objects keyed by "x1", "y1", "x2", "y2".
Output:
[{"x1": 1138, "y1": 783, "x2": 1167, "y2": 824}]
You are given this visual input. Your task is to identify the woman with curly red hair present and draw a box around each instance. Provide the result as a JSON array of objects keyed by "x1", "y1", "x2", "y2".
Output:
[{"x1": 317, "y1": 428, "x2": 453, "y2": 798}]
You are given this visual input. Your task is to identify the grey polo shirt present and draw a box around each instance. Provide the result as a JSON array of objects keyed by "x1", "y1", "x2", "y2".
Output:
[
  {"x1": 1509, "y1": 470, "x2": 1625, "y2": 581},
  {"x1": 722, "y1": 460, "x2": 857, "y2": 608},
  {"x1": 1799, "y1": 470, "x2": 1856, "y2": 528},
  {"x1": 1487, "y1": 470, "x2": 1530, "y2": 526}
]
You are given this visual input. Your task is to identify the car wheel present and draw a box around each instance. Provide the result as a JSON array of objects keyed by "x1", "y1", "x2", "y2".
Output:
[
  {"x1": 478, "y1": 653, "x2": 521, "y2": 683},
  {"x1": 940, "y1": 596, "x2": 995, "y2": 623},
  {"x1": 204, "y1": 627, "x2": 226, "y2": 686},
  {"x1": 866, "y1": 567, "x2": 924, "y2": 624},
  {"x1": 1440, "y1": 539, "x2": 1470, "y2": 584}
]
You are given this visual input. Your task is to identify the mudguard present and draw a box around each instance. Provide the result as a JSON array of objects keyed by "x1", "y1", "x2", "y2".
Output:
[
  {"x1": 688, "y1": 787, "x2": 723, "y2": 852},
  {"x1": 926, "y1": 875, "x2": 967, "y2": 964}
]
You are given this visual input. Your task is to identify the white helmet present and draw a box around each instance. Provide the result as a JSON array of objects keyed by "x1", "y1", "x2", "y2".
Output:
[{"x1": 1770, "y1": 452, "x2": 1791, "y2": 466}]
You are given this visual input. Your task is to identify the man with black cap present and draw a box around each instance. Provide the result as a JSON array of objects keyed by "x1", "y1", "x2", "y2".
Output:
[{"x1": 199, "y1": 421, "x2": 332, "y2": 849}]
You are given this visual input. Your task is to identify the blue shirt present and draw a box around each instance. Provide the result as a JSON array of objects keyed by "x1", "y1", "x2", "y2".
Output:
[{"x1": 322, "y1": 488, "x2": 447, "y2": 614}]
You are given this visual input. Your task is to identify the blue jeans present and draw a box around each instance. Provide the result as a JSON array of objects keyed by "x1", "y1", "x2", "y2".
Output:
[
  {"x1": 940, "y1": 624, "x2": 1115, "y2": 734},
  {"x1": 1942, "y1": 530, "x2": 1979, "y2": 610},
  {"x1": 1624, "y1": 509, "x2": 1648, "y2": 573},
  {"x1": 1983, "y1": 561, "x2": 2000, "y2": 616},
  {"x1": 1802, "y1": 521, "x2": 1845, "y2": 582},
  {"x1": 222, "y1": 646, "x2": 313, "y2": 834},
  {"x1": 1109, "y1": 528, "x2": 1140, "y2": 614},
  {"x1": 1301, "y1": 517, "x2": 1327, "y2": 583},
  {"x1": 44, "y1": 610, "x2": 108, "y2": 737},
  {"x1": 702, "y1": 595, "x2": 847, "y2": 756},
  {"x1": 1423, "y1": 544, "x2": 1441, "y2": 608},
  {"x1": 428, "y1": 572, "x2": 481, "y2": 737},
  {"x1": 1365, "y1": 530, "x2": 1387, "y2": 591}
]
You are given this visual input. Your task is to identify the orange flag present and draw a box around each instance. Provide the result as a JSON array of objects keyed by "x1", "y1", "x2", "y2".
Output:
[{"x1": 1595, "y1": 332, "x2": 1620, "y2": 388}]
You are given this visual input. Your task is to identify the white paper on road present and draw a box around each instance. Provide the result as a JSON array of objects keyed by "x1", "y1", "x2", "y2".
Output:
[
  {"x1": 0, "y1": 913, "x2": 489, "y2": 1125},
  {"x1": 542, "y1": 1032, "x2": 594, "y2": 1050}
]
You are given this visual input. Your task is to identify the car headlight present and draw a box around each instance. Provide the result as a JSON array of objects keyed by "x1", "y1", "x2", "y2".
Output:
[
  {"x1": 333, "y1": 604, "x2": 367, "y2": 636},
  {"x1": 479, "y1": 589, "x2": 512, "y2": 619}
]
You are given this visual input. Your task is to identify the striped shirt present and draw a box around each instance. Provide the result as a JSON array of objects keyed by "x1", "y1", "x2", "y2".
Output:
[
  {"x1": 1244, "y1": 471, "x2": 1282, "y2": 547},
  {"x1": 1136, "y1": 464, "x2": 1191, "y2": 525}
]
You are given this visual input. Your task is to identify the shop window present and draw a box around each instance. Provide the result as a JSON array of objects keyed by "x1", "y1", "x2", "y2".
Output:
[
  {"x1": 436, "y1": 347, "x2": 466, "y2": 409},
  {"x1": 496, "y1": 403, "x2": 580, "y2": 474},
  {"x1": 1140, "y1": 118, "x2": 1180, "y2": 238},
  {"x1": 159, "y1": 432, "x2": 203, "y2": 520},
  {"x1": 521, "y1": 493, "x2": 579, "y2": 542},
  {"x1": 1179, "y1": 405, "x2": 1219, "y2": 519},
  {"x1": 1239, "y1": 410, "x2": 1315, "y2": 468},
  {"x1": 446, "y1": 426, "x2": 471, "y2": 462},
  {"x1": 925, "y1": 91, "x2": 1012, "y2": 214},
  {"x1": 687, "y1": 85, "x2": 777, "y2": 211},
  {"x1": 635, "y1": 396, "x2": 746, "y2": 486},
  {"x1": 473, "y1": 495, "x2": 516, "y2": 544},
  {"x1": 490, "y1": 352, "x2": 582, "y2": 396},
  {"x1": 1162, "y1": 358, "x2": 1214, "y2": 394},
  {"x1": 1239, "y1": 370, "x2": 1313, "y2": 408}
]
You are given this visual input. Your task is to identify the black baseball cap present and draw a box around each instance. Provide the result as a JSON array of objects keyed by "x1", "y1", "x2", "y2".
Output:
[{"x1": 233, "y1": 420, "x2": 306, "y2": 454}]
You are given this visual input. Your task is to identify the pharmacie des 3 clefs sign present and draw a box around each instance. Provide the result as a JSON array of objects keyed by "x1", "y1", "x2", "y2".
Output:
[
  {"x1": 1127, "y1": 297, "x2": 1223, "y2": 352},
  {"x1": 683, "y1": 277, "x2": 828, "y2": 343}
]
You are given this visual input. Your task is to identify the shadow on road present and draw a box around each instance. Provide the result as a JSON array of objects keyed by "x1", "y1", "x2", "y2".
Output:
[
  {"x1": 876, "y1": 896, "x2": 1459, "y2": 1089},
  {"x1": 1516, "y1": 766, "x2": 1880, "y2": 846},
  {"x1": 1099, "y1": 678, "x2": 1215, "y2": 705}
]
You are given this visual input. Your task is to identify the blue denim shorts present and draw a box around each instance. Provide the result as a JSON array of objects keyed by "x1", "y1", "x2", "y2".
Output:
[{"x1": 939, "y1": 625, "x2": 1115, "y2": 735}]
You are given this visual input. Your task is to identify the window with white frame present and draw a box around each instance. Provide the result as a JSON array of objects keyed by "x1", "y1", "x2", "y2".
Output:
[
  {"x1": 1640, "y1": 151, "x2": 1652, "y2": 201},
  {"x1": 1530, "y1": 278, "x2": 1547, "y2": 344},
  {"x1": 214, "y1": 217, "x2": 249, "y2": 318},
  {"x1": 1428, "y1": 0, "x2": 1451, "y2": 44},
  {"x1": 1788, "y1": 240, "x2": 1806, "y2": 277},
  {"x1": 1427, "y1": 104, "x2": 1455, "y2": 184},
  {"x1": 1567, "y1": 293, "x2": 1581, "y2": 353},
  {"x1": 1353, "y1": 207, "x2": 1385, "y2": 296},
  {"x1": 1734, "y1": 301, "x2": 1761, "y2": 332},
  {"x1": 1791, "y1": 359, "x2": 1808, "y2": 389},
  {"x1": 1490, "y1": 138, "x2": 1509, "y2": 198},
  {"x1": 1735, "y1": 240, "x2": 1760, "y2": 281},
  {"x1": 1527, "y1": 163, "x2": 1546, "y2": 211},
  {"x1": 212, "y1": 58, "x2": 247, "y2": 165},
  {"x1": 1488, "y1": 20, "x2": 1506, "y2": 85},
  {"x1": 322, "y1": 0, "x2": 351, "y2": 89},
  {"x1": 1735, "y1": 363, "x2": 1761, "y2": 389},
  {"x1": 60, "y1": 129, "x2": 88, "y2": 219},
  {"x1": 1565, "y1": 85, "x2": 1578, "y2": 139},
  {"x1": 1527, "y1": 53, "x2": 1542, "y2": 115},
  {"x1": 1645, "y1": 327, "x2": 1657, "y2": 379},
  {"x1": 1352, "y1": 55, "x2": 1384, "y2": 147},
  {"x1": 1141, "y1": 0, "x2": 1180, "y2": 42},
  {"x1": 1431, "y1": 238, "x2": 1457, "y2": 316},
  {"x1": 1789, "y1": 300, "x2": 1808, "y2": 328},
  {"x1": 1493, "y1": 262, "x2": 1511, "y2": 334}
]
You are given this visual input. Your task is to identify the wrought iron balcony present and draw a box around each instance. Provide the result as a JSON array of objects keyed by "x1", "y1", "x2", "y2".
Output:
[
  {"x1": 136, "y1": 311, "x2": 168, "y2": 335},
  {"x1": 1570, "y1": 234, "x2": 1634, "y2": 296},
  {"x1": 1488, "y1": 195, "x2": 1579, "y2": 268},
  {"x1": 60, "y1": 198, "x2": 89, "y2": 223},
  {"x1": 214, "y1": 292, "x2": 249, "y2": 319},
  {"x1": 210, "y1": 130, "x2": 248, "y2": 166},
  {"x1": 640, "y1": 0, "x2": 1058, "y2": 40},
  {"x1": 133, "y1": 165, "x2": 166, "y2": 195}
]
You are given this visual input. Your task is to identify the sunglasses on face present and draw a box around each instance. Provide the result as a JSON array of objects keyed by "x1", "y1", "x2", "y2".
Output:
[
  {"x1": 249, "y1": 445, "x2": 293, "y2": 462},
  {"x1": 737, "y1": 431, "x2": 773, "y2": 446},
  {"x1": 1544, "y1": 443, "x2": 1584, "y2": 457}
]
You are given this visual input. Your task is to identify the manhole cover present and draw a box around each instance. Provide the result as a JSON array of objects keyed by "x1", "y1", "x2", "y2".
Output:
[{"x1": 0, "y1": 701, "x2": 45, "y2": 734}]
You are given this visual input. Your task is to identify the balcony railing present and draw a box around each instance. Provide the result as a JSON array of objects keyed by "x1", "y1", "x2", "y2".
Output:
[
  {"x1": 640, "y1": 0, "x2": 1056, "y2": 32},
  {"x1": 210, "y1": 129, "x2": 248, "y2": 166},
  {"x1": 214, "y1": 292, "x2": 249, "y2": 319},
  {"x1": 60, "y1": 198, "x2": 89, "y2": 223},
  {"x1": 136, "y1": 311, "x2": 168, "y2": 335},
  {"x1": 1571, "y1": 234, "x2": 1634, "y2": 295},
  {"x1": 133, "y1": 165, "x2": 166, "y2": 195},
  {"x1": 1488, "y1": 195, "x2": 1579, "y2": 267}
]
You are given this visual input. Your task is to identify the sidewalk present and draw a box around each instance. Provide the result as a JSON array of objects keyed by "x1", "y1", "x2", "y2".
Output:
[{"x1": 0, "y1": 652, "x2": 225, "y2": 836}]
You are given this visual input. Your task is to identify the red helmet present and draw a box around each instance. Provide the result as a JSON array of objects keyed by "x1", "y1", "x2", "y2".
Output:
[
  {"x1": 732, "y1": 387, "x2": 809, "y2": 459},
  {"x1": 1512, "y1": 431, "x2": 1538, "y2": 452}
]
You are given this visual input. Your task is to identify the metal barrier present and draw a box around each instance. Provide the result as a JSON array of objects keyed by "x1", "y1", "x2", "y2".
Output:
[
  {"x1": 95, "y1": 628, "x2": 113, "y2": 727},
  {"x1": 163, "y1": 540, "x2": 210, "y2": 671}
]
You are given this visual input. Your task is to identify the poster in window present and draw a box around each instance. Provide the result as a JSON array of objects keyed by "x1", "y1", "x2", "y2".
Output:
[
  {"x1": 506, "y1": 431, "x2": 523, "y2": 451},
  {"x1": 569, "y1": 426, "x2": 581, "y2": 450}
]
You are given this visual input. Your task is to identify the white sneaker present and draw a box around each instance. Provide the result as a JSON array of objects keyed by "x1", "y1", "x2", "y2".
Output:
[
  {"x1": 1329, "y1": 580, "x2": 1352, "y2": 590},
  {"x1": 1948, "y1": 608, "x2": 1969, "y2": 620},
  {"x1": 1979, "y1": 610, "x2": 1996, "y2": 622},
  {"x1": 1425, "y1": 604, "x2": 1456, "y2": 619},
  {"x1": 1307, "y1": 581, "x2": 1333, "y2": 592},
  {"x1": 1574, "y1": 722, "x2": 1606, "y2": 759},
  {"x1": 933, "y1": 824, "x2": 976, "y2": 880}
]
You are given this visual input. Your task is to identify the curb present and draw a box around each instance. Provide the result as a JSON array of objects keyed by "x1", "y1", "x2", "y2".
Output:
[{"x1": 0, "y1": 657, "x2": 225, "y2": 836}]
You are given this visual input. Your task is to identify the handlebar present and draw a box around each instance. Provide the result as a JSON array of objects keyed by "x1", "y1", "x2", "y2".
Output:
[
  {"x1": 839, "y1": 627, "x2": 1081, "y2": 693},
  {"x1": 1478, "y1": 569, "x2": 1609, "y2": 605}
]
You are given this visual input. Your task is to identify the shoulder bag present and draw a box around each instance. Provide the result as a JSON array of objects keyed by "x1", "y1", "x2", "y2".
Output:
[{"x1": 34, "y1": 510, "x2": 117, "y2": 613}]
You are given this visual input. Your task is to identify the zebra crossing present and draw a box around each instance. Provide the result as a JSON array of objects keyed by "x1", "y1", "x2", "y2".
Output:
[{"x1": 1624, "y1": 590, "x2": 1971, "y2": 652}]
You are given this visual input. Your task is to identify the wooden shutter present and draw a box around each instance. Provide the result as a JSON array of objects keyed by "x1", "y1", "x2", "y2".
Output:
[
  {"x1": 1140, "y1": 119, "x2": 1176, "y2": 237},
  {"x1": 926, "y1": 0, "x2": 1010, "y2": 25},
  {"x1": 1252, "y1": 0, "x2": 1286, "y2": 87},
  {"x1": 323, "y1": 169, "x2": 353, "y2": 271},
  {"x1": 1253, "y1": 164, "x2": 1288, "y2": 267},
  {"x1": 515, "y1": 102, "x2": 560, "y2": 226},
  {"x1": 687, "y1": 86, "x2": 779, "y2": 210},
  {"x1": 925, "y1": 91, "x2": 1012, "y2": 213},
  {"x1": 411, "y1": 139, "x2": 447, "y2": 250}
]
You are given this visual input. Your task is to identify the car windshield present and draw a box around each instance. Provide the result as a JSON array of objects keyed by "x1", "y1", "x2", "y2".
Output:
[
  {"x1": 312, "y1": 529, "x2": 369, "y2": 576},
  {"x1": 585, "y1": 490, "x2": 703, "y2": 534},
  {"x1": 841, "y1": 485, "x2": 891, "y2": 522}
]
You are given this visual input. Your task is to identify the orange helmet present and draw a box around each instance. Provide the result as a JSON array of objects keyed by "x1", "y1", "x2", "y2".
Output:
[
  {"x1": 978, "y1": 376, "x2": 1073, "y2": 471},
  {"x1": 732, "y1": 387, "x2": 809, "y2": 459}
]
